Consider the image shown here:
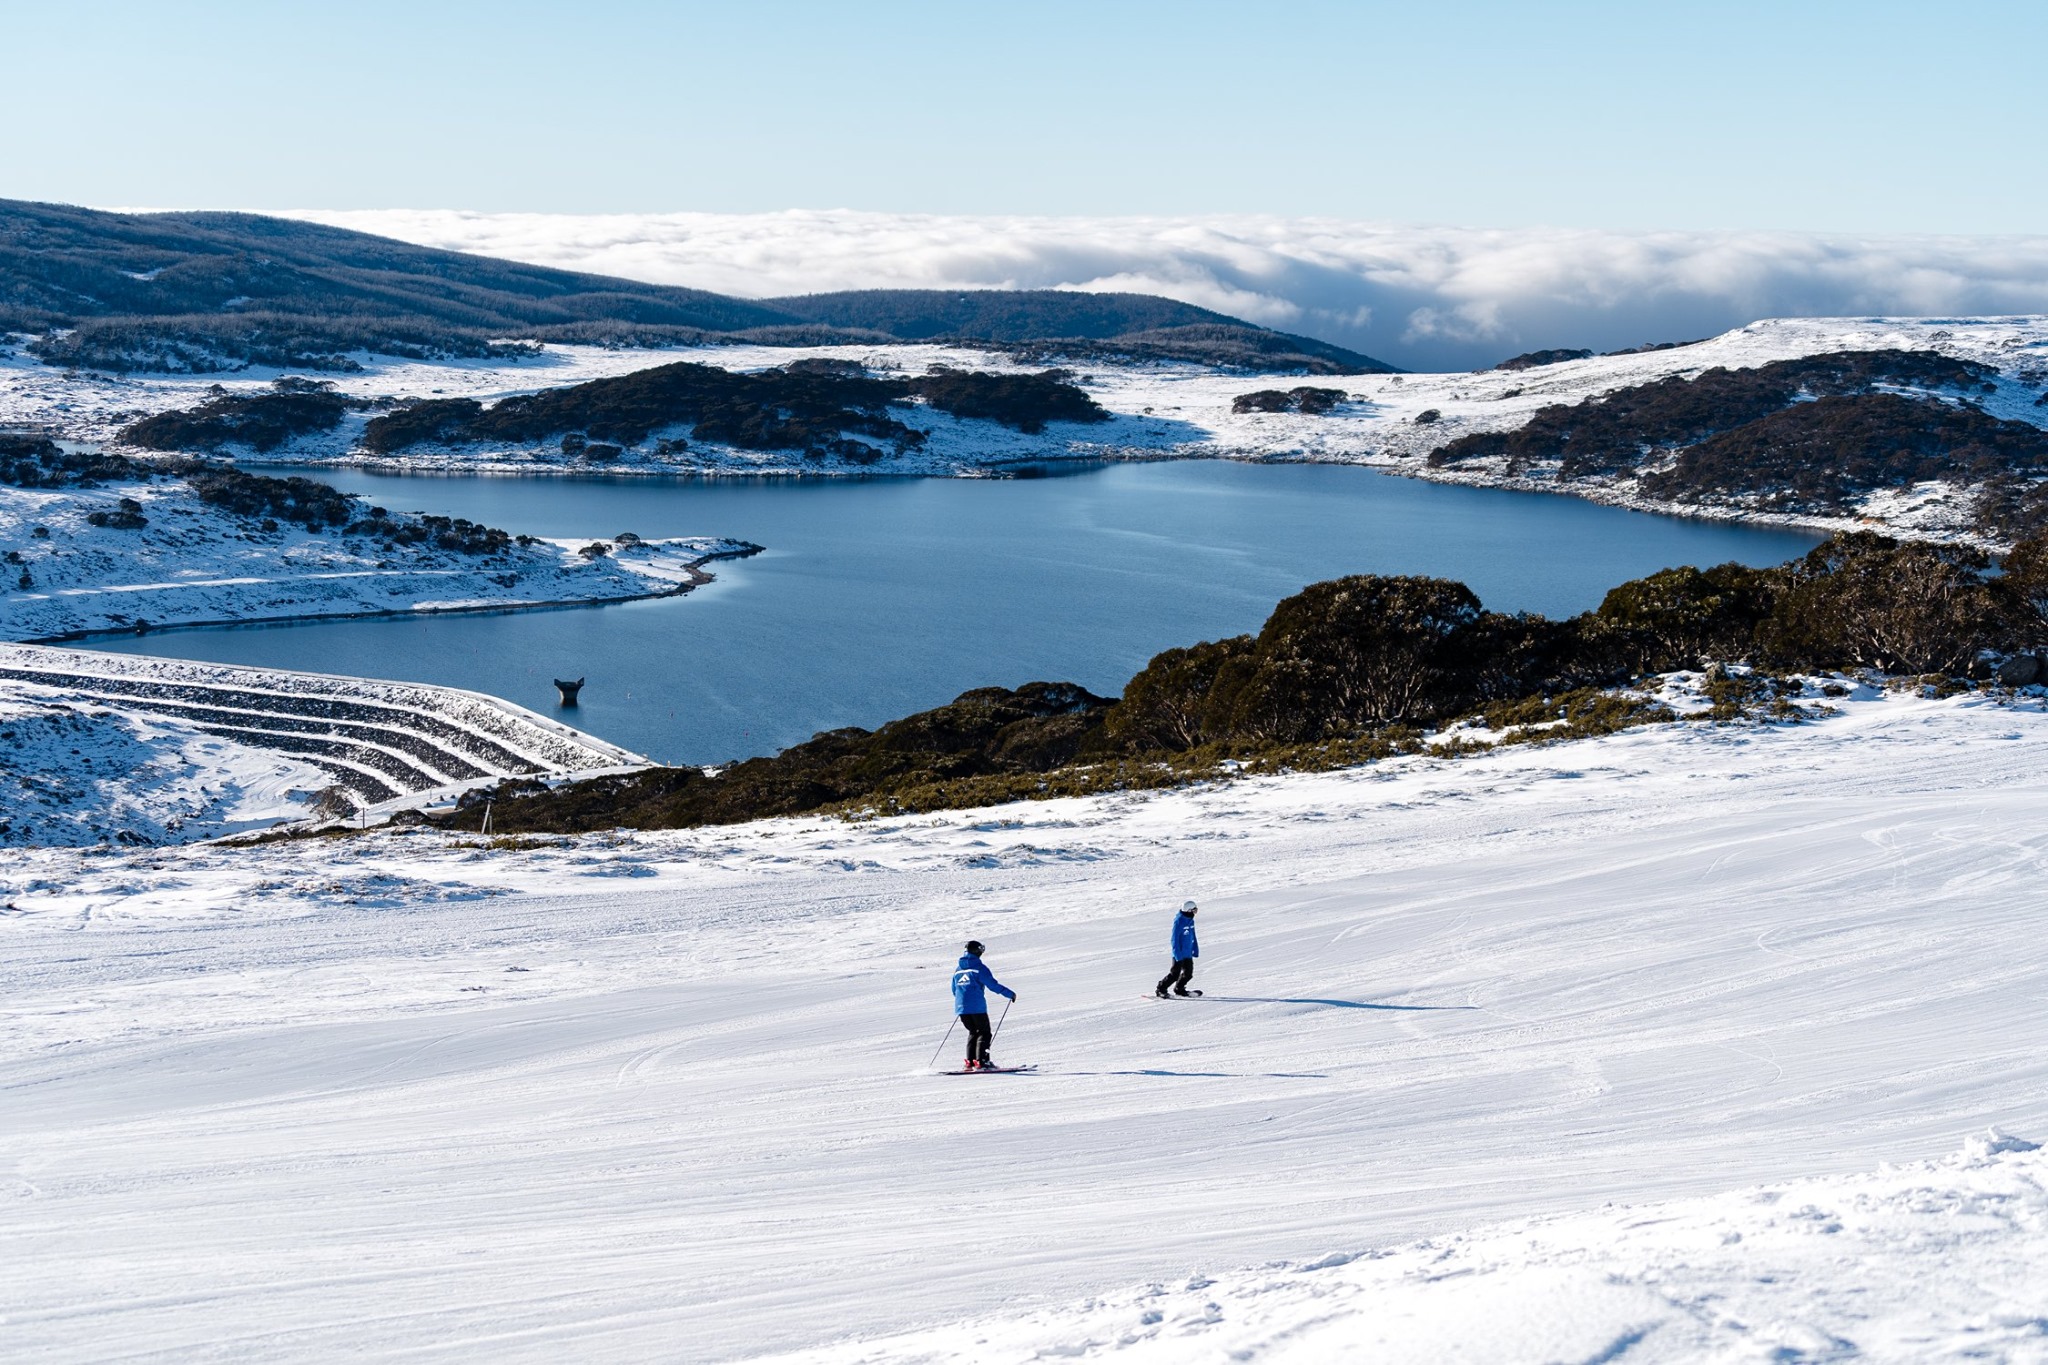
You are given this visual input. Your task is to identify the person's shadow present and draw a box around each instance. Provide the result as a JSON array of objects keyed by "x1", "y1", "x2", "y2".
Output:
[{"x1": 1194, "y1": 996, "x2": 1474, "y2": 1012}]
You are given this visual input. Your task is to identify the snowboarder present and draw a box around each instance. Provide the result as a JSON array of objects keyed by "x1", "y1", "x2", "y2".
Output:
[
  {"x1": 952, "y1": 940, "x2": 1017, "y2": 1070},
  {"x1": 1155, "y1": 901, "x2": 1201, "y2": 997}
]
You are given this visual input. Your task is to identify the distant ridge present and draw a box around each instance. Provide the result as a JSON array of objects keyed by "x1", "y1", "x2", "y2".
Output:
[
  {"x1": 770, "y1": 289, "x2": 1391, "y2": 374},
  {"x1": 0, "y1": 199, "x2": 1393, "y2": 375}
]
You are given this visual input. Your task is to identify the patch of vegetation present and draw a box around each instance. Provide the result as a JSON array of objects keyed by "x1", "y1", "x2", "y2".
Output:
[
  {"x1": 1638, "y1": 393, "x2": 2048, "y2": 509},
  {"x1": 361, "y1": 361, "x2": 1108, "y2": 457},
  {"x1": 185, "y1": 467, "x2": 357, "y2": 528},
  {"x1": 912, "y1": 366, "x2": 1107, "y2": 432},
  {"x1": 1428, "y1": 349, "x2": 2043, "y2": 532},
  {"x1": 1429, "y1": 350, "x2": 1997, "y2": 478},
  {"x1": 437, "y1": 527, "x2": 2048, "y2": 836},
  {"x1": 83, "y1": 496, "x2": 150, "y2": 530},
  {"x1": 0, "y1": 433, "x2": 154, "y2": 487},
  {"x1": 119, "y1": 377, "x2": 358, "y2": 452},
  {"x1": 1493, "y1": 348, "x2": 1592, "y2": 370},
  {"x1": 1232, "y1": 386, "x2": 1348, "y2": 415}
]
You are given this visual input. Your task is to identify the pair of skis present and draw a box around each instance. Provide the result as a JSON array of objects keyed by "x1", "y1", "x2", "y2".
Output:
[{"x1": 937, "y1": 1064, "x2": 1038, "y2": 1075}]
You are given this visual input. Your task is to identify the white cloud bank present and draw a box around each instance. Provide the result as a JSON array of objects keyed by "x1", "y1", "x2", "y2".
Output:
[{"x1": 288, "y1": 209, "x2": 2048, "y2": 371}]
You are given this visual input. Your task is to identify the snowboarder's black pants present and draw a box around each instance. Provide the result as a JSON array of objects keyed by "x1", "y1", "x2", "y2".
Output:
[
  {"x1": 960, "y1": 1011, "x2": 993, "y2": 1064},
  {"x1": 1157, "y1": 957, "x2": 1196, "y2": 995}
]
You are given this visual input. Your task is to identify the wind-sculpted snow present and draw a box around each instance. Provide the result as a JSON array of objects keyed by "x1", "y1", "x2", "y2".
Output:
[
  {"x1": 282, "y1": 208, "x2": 2048, "y2": 372},
  {"x1": 2, "y1": 685, "x2": 2046, "y2": 1358}
]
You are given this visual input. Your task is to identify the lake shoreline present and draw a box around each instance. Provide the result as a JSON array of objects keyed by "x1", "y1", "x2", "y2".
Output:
[
  {"x1": 18, "y1": 545, "x2": 761, "y2": 647},
  {"x1": 251, "y1": 444, "x2": 1893, "y2": 548}
]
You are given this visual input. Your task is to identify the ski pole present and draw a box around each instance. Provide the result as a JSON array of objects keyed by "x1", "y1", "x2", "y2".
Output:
[
  {"x1": 926, "y1": 1018, "x2": 958, "y2": 1072},
  {"x1": 990, "y1": 997, "x2": 1012, "y2": 1044}
]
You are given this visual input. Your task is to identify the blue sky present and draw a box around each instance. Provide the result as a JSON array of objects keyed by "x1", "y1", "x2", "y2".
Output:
[{"x1": 4, "y1": 0, "x2": 2044, "y2": 233}]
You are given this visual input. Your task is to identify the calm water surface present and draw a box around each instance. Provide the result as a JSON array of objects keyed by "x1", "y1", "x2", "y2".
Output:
[{"x1": 94, "y1": 462, "x2": 1820, "y2": 764}]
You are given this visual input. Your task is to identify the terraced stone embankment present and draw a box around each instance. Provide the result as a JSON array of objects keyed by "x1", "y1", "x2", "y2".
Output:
[{"x1": 0, "y1": 643, "x2": 644, "y2": 811}]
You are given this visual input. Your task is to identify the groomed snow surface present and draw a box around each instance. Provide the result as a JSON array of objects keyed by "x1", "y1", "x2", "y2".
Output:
[{"x1": 5, "y1": 684, "x2": 2047, "y2": 1360}]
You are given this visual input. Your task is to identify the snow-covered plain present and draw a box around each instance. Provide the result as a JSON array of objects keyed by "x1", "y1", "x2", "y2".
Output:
[
  {"x1": 5, "y1": 683, "x2": 2046, "y2": 1360},
  {"x1": 9, "y1": 314, "x2": 2046, "y2": 543}
]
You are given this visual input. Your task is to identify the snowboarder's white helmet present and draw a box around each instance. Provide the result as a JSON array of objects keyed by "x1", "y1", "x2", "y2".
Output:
[{"x1": 1182, "y1": 900, "x2": 1198, "y2": 913}]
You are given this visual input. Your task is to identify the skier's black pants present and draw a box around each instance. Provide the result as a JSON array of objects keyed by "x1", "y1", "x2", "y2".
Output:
[
  {"x1": 1157, "y1": 957, "x2": 1196, "y2": 995},
  {"x1": 960, "y1": 1011, "x2": 993, "y2": 1064}
]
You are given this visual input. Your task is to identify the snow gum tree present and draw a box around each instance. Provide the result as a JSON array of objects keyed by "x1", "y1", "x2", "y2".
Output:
[{"x1": 1761, "y1": 533, "x2": 1996, "y2": 675}]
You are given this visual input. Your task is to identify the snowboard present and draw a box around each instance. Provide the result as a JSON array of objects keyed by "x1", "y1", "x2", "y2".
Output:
[
  {"x1": 939, "y1": 1064, "x2": 1037, "y2": 1075},
  {"x1": 1144, "y1": 990, "x2": 1204, "y2": 999}
]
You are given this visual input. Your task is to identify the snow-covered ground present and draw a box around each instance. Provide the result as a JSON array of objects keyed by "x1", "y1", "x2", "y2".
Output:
[
  {"x1": 4, "y1": 684, "x2": 2046, "y2": 1359},
  {"x1": 9, "y1": 314, "x2": 2045, "y2": 542},
  {"x1": 757, "y1": 1130, "x2": 2048, "y2": 1364},
  {"x1": 0, "y1": 465, "x2": 754, "y2": 640}
]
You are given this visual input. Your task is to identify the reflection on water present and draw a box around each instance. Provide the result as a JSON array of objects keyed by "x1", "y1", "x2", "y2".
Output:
[{"x1": 91, "y1": 461, "x2": 1821, "y2": 765}]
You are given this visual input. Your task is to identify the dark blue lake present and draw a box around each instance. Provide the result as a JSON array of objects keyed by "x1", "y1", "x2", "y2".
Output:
[{"x1": 92, "y1": 462, "x2": 1821, "y2": 765}]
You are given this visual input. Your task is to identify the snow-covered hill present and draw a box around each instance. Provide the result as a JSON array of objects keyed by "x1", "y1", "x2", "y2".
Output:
[
  {"x1": 4, "y1": 683, "x2": 2045, "y2": 1359},
  {"x1": 9, "y1": 314, "x2": 2045, "y2": 542}
]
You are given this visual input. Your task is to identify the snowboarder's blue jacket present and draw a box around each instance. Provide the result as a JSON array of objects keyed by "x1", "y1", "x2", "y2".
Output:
[
  {"x1": 1172, "y1": 912, "x2": 1199, "y2": 959},
  {"x1": 952, "y1": 954, "x2": 1014, "y2": 1014}
]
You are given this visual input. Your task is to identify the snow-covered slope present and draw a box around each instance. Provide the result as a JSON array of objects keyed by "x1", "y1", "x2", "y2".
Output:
[{"x1": 4, "y1": 685, "x2": 2045, "y2": 1359}]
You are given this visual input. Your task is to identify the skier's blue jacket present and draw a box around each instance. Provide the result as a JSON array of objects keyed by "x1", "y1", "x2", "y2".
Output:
[
  {"x1": 952, "y1": 955, "x2": 1015, "y2": 1014},
  {"x1": 1172, "y1": 913, "x2": 1199, "y2": 960}
]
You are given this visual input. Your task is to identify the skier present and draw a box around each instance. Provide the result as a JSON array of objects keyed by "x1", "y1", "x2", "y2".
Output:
[
  {"x1": 951, "y1": 940, "x2": 1017, "y2": 1071},
  {"x1": 1155, "y1": 900, "x2": 1201, "y2": 997}
]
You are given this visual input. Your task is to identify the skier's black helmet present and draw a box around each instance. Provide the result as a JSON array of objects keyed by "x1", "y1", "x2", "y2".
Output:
[{"x1": 965, "y1": 939, "x2": 986, "y2": 956}]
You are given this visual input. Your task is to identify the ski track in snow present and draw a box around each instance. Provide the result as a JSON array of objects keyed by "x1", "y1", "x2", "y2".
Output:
[{"x1": 4, "y1": 687, "x2": 2048, "y2": 1359}]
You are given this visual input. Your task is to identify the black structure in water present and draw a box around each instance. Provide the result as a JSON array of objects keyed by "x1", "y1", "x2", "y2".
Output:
[{"x1": 554, "y1": 678, "x2": 585, "y2": 707}]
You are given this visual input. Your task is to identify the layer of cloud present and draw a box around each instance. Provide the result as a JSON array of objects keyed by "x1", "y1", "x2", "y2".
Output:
[{"x1": 287, "y1": 209, "x2": 2048, "y2": 371}]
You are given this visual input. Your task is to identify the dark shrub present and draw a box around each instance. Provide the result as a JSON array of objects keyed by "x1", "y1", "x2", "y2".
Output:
[
  {"x1": 120, "y1": 380, "x2": 352, "y2": 453},
  {"x1": 1231, "y1": 386, "x2": 1347, "y2": 416},
  {"x1": 908, "y1": 367, "x2": 1108, "y2": 433},
  {"x1": 186, "y1": 467, "x2": 356, "y2": 528},
  {"x1": 1494, "y1": 348, "x2": 1593, "y2": 371},
  {"x1": 1759, "y1": 533, "x2": 1997, "y2": 675},
  {"x1": 0, "y1": 434, "x2": 153, "y2": 488},
  {"x1": 1595, "y1": 562, "x2": 1782, "y2": 672}
]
